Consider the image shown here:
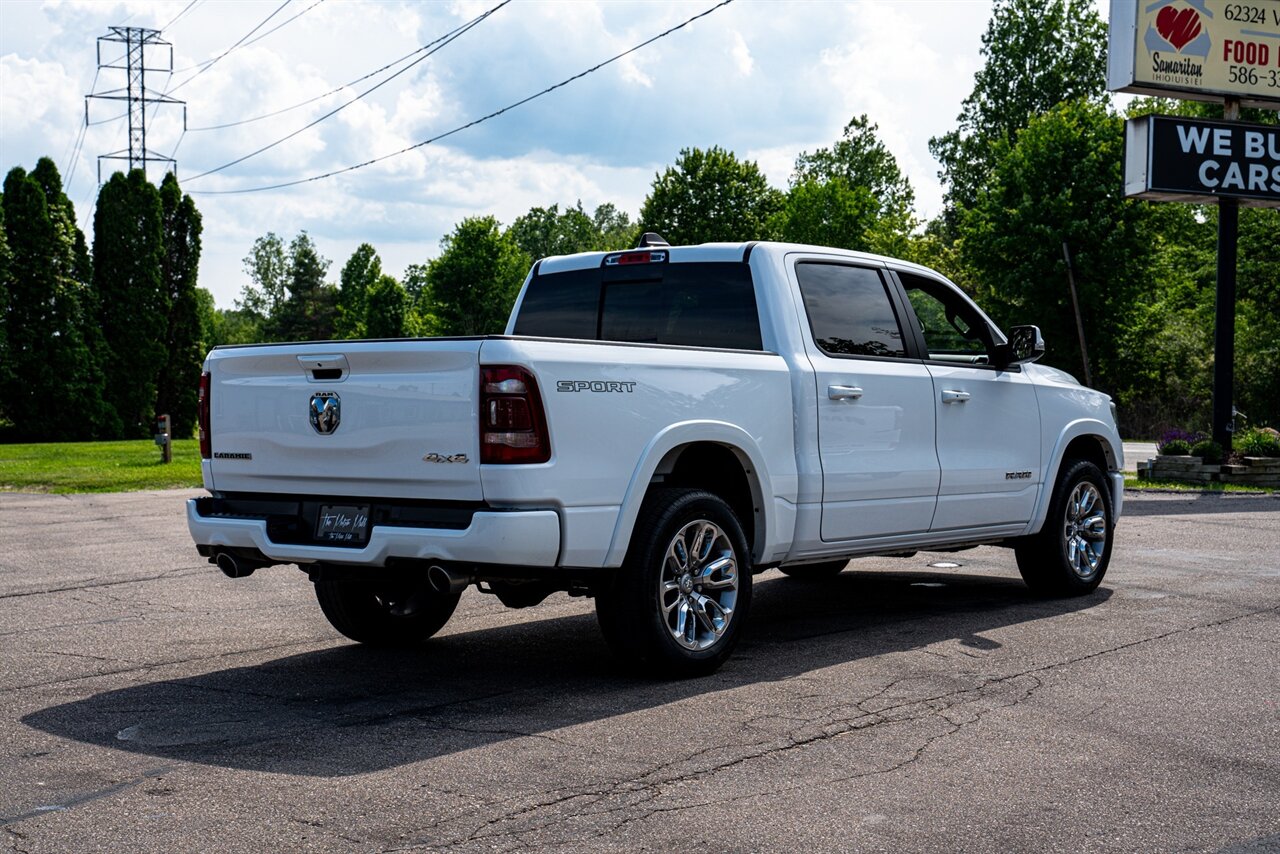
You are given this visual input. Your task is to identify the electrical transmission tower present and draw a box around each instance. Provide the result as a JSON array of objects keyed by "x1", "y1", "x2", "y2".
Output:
[{"x1": 86, "y1": 27, "x2": 187, "y2": 183}]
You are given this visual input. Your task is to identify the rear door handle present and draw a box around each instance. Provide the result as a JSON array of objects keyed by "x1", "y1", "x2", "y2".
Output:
[
  {"x1": 828, "y1": 385, "x2": 864, "y2": 401},
  {"x1": 941, "y1": 389, "x2": 971, "y2": 404}
]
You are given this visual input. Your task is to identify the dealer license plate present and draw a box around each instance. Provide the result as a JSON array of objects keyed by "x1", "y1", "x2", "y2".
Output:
[{"x1": 315, "y1": 504, "x2": 371, "y2": 544}]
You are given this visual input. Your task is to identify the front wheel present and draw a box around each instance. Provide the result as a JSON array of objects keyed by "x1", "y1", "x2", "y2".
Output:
[
  {"x1": 314, "y1": 572, "x2": 461, "y2": 646},
  {"x1": 1015, "y1": 460, "x2": 1114, "y2": 596},
  {"x1": 596, "y1": 489, "x2": 752, "y2": 677}
]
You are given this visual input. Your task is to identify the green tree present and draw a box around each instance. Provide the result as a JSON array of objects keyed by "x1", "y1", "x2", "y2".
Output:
[
  {"x1": 365, "y1": 274, "x2": 410, "y2": 338},
  {"x1": 94, "y1": 169, "x2": 167, "y2": 437},
  {"x1": 269, "y1": 232, "x2": 336, "y2": 342},
  {"x1": 334, "y1": 243, "x2": 381, "y2": 339},
  {"x1": 793, "y1": 115, "x2": 915, "y2": 222},
  {"x1": 0, "y1": 199, "x2": 9, "y2": 404},
  {"x1": 592, "y1": 203, "x2": 638, "y2": 249},
  {"x1": 961, "y1": 99, "x2": 1152, "y2": 402},
  {"x1": 238, "y1": 232, "x2": 288, "y2": 324},
  {"x1": 153, "y1": 173, "x2": 204, "y2": 437},
  {"x1": 2, "y1": 164, "x2": 116, "y2": 440},
  {"x1": 772, "y1": 177, "x2": 880, "y2": 251},
  {"x1": 429, "y1": 216, "x2": 528, "y2": 336},
  {"x1": 401, "y1": 262, "x2": 441, "y2": 336},
  {"x1": 639, "y1": 146, "x2": 783, "y2": 245},
  {"x1": 508, "y1": 202, "x2": 597, "y2": 262},
  {"x1": 929, "y1": 0, "x2": 1107, "y2": 226}
]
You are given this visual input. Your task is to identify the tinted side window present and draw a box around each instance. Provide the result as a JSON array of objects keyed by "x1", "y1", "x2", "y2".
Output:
[
  {"x1": 601, "y1": 263, "x2": 761, "y2": 350},
  {"x1": 511, "y1": 268, "x2": 599, "y2": 339},
  {"x1": 795, "y1": 263, "x2": 906, "y2": 358},
  {"x1": 898, "y1": 272, "x2": 993, "y2": 363}
]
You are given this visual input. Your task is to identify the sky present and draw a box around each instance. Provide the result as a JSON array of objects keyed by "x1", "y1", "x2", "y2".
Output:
[{"x1": 0, "y1": 0, "x2": 1011, "y2": 308}]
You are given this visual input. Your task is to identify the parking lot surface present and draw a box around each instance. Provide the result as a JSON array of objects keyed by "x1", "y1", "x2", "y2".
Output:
[{"x1": 2, "y1": 488, "x2": 1278, "y2": 853}]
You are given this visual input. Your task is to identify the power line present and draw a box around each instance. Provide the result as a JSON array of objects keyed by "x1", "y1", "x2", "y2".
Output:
[
  {"x1": 187, "y1": 8, "x2": 480, "y2": 132},
  {"x1": 184, "y1": 0, "x2": 509, "y2": 182},
  {"x1": 166, "y1": 0, "x2": 293, "y2": 96},
  {"x1": 169, "y1": 0, "x2": 323, "y2": 73},
  {"x1": 189, "y1": 0, "x2": 736, "y2": 196},
  {"x1": 160, "y1": 0, "x2": 202, "y2": 33}
]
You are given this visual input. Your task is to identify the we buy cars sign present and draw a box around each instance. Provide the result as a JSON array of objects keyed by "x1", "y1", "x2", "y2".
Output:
[
  {"x1": 1125, "y1": 115, "x2": 1280, "y2": 205},
  {"x1": 1109, "y1": 0, "x2": 1280, "y2": 108}
]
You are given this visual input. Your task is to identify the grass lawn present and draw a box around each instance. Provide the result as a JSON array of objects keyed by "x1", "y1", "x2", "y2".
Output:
[
  {"x1": 0, "y1": 439, "x2": 203, "y2": 493},
  {"x1": 1123, "y1": 473, "x2": 1274, "y2": 495}
]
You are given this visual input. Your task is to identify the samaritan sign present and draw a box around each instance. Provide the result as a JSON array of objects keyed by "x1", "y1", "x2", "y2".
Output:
[
  {"x1": 1125, "y1": 114, "x2": 1280, "y2": 204},
  {"x1": 1108, "y1": 0, "x2": 1280, "y2": 107}
]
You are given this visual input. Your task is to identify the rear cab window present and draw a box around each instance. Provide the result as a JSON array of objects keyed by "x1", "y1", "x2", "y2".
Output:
[{"x1": 513, "y1": 259, "x2": 763, "y2": 351}]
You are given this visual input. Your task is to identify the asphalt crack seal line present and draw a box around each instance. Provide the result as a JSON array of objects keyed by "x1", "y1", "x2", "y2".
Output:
[
  {"x1": 389, "y1": 604, "x2": 1280, "y2": 852},
  {"x1": 0, "y1": 766, "x2": 176, "y2": 827}
]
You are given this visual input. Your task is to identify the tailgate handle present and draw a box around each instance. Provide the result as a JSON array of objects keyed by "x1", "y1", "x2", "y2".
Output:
[{"x1": 300, "y1": 354, "x2": 349, "y2": 383}]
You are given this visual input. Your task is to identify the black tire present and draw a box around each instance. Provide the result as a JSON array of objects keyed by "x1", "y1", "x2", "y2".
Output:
[
  {"x1": 314, "y1": 572, "x2": 461, "y2": 646},
  {"x1": 596, "y1": 489, "x2": 752, "y2": 677},
  {"x1": 778, "y1": 560, "x2": 848, "y2": 580},
  {"x1": 1015, "y1": 460, "x2": 1114, "y2": 596}
]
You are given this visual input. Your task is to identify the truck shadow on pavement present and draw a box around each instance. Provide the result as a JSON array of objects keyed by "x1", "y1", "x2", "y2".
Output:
[{"x1": 23, "y1": 570, "x2": 1110, "y2": 778}]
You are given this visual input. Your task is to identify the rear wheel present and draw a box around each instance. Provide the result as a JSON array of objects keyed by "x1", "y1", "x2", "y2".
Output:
[
  {"x1": 779, "y1": 560, "x2": 847, "y2": 580},
  {"x1": 596, "y1": 489, "x2": 751, "y2": 677},
  {"x1": 1015, "y1": 460, "x2": 1114, "y2": 596},
  {"x1": 314, "y1": 572, "x2": 461, "y2": 646}
]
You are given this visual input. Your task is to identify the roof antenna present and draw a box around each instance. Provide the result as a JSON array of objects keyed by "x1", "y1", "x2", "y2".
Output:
[{"x1": 635, "y1": 232, "x2": 670, "y2": 248}]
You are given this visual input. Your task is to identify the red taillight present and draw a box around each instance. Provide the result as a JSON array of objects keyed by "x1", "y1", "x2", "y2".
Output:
[
  {"x1": 198, "y1": 371, "x2": 211, "y2": 459},
  {"x1": 480, "y1": 366, "x2": 550, "y2": 464},
  {"x1": 604, "y1": 250, "x2": 667, "y2": 266}
]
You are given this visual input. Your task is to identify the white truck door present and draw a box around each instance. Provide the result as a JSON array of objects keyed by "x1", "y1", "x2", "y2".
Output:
[
  {"x1": 791, "y1": 260, "x2": 940, "y2": 541},
  {"x1": 894, "y1": 271, "x2": 1041, "y2": 531}
]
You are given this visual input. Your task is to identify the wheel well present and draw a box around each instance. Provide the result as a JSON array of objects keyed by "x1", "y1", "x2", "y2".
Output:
[
  {"x1": 651, "y1": 442, "x2": 759, "y2": 554},
  {"x1": 1060, "y1": 435, "x2": 1114, "y2": 475}
]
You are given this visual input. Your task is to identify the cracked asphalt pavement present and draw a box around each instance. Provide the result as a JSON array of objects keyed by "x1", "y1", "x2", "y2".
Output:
[{"x1": 2, "y1": 489, "x2": 1278, "y2": 853}]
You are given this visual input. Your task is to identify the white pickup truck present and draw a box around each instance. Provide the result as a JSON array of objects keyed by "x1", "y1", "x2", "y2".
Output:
[{"x1": 189, "y1": 238, "x2": 1123, "y2": 675}]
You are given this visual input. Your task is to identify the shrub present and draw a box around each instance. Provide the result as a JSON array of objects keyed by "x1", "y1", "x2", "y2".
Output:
[
  {"x1": 1190, "y1": 439, "x2": 1224, "y2": 463},
  {"x1": 1237, "y1": 428, "x2": 1280, "y2": 458},
  {"x1": 1157, "y1": 427, "x2": 1203, "y2": 453}
]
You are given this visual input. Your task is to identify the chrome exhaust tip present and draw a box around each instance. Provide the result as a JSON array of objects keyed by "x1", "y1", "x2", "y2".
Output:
[
  {"x1": 427, "y1": 564, "x2": 471, "y2": 595},
  {"x1": 216, "y1": 551, "x2": 256, "y2": 579}
]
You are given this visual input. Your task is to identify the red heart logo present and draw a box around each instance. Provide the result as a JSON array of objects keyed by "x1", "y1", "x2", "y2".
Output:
[{"x1": 1156, "y1": 5, "x2": 1202, "y2": 52}]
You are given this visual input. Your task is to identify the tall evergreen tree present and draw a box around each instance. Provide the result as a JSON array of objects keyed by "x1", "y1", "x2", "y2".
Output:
[
  {"x1": 0, "y1": 195, "x2": 10, "y2": 409},
  {"x1": 154, "y1": 172, "x2": 204, "y2": 437},
  {"x1": 334, "y1": 243, "x2": 381, "y2": 339},
  {"x1": 269, "y1": 232, "x2": 336, "y2": 341},
  {"x1": 94, "y1": 169, "x2": 166, "y2": 438},
  {"x1": 2, "y1": 164, "x2": 116, "y2": 440}
]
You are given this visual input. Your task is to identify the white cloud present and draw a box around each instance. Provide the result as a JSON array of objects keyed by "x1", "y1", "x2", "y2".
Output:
[
  {"x1": 3, "y1": 0, "x2": 1000, "y2": 307},
  {"x1": 730, "y1": 30, "x2": 753, "y2": 77}
]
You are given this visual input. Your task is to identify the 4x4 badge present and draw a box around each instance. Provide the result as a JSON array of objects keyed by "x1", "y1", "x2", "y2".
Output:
[{"x1": 310, "y1": 392, "x2": 341, "y2": 435}]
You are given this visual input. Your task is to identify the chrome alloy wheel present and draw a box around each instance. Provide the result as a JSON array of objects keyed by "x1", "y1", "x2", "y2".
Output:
[
  {"x1": 1062, "y1": 481, "x2": 1108, "y2": 579},
  {"x1": 659, "y1": 519, "x2": 740, "y2": 651}
]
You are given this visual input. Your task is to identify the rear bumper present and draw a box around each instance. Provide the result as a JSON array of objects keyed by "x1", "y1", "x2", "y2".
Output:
[{"x1": 187, "y1": 499, "x2": 561, "y2": 567}]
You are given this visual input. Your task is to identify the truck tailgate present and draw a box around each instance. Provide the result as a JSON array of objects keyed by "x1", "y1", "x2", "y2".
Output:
[{"x1": 205, "y1": 340, "x2": 482, "y2": 500}]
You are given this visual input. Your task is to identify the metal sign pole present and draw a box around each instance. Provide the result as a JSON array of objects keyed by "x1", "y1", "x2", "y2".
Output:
[{"x1": 1212, "y1": 98, "x2": 1241, "y2": 451}]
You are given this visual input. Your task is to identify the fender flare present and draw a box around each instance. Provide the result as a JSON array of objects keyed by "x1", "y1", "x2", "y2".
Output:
[
  {"x1": 603, "y1": 421, "x2": 776, "y2": 567},
  {"x1": 1028, "y1": 418, "x2": 1123, "y2": 533}
]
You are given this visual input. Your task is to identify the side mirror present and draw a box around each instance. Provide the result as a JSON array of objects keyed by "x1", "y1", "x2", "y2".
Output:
[{"x1": 996, "y1": 325, "x2": 1045, "y2": 367}]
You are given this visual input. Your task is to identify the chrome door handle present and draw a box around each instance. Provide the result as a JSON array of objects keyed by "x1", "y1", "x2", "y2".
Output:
[
  {"x1": 941, "y1": 390, "x2": 971, "y2": 404},
  {"x1": 828, "y1": 385, "x2": 864, "y2": 401}
]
